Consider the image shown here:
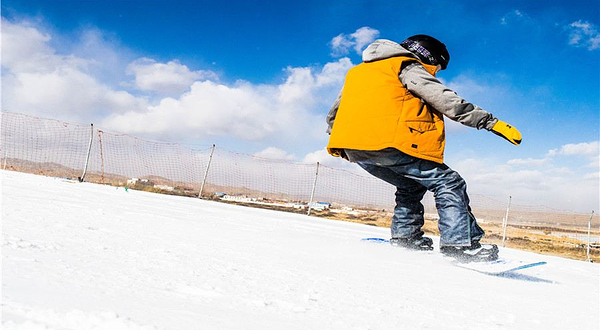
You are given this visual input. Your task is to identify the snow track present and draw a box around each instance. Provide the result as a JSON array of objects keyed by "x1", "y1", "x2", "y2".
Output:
[{"x1": 2, "y1": 170, "x2": 599, "y2": 329}]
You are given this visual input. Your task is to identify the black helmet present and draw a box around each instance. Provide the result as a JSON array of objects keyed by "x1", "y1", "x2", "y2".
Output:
[{"x1": 401, "y1": 34, "x2": 450, "y2": 70}]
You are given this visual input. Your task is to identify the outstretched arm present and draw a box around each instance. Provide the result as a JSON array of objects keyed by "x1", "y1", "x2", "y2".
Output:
[
  {"x1": 399, "y1": 62, "x2": 521, "y2": 144},
  {"x1": 399, "y1": 62, "x2": 496, "y2": 130}
]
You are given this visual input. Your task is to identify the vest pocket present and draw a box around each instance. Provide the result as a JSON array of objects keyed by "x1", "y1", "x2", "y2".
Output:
[{"x1": 405, "y1": 121, "x2": 437, "y2": 133}]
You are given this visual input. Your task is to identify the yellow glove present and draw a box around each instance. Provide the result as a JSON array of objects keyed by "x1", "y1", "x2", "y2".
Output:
[{"x1": 491, "y1": 120, "x2": 522, "y2": 145}]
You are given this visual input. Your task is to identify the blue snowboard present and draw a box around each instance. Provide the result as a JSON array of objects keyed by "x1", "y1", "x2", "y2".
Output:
[{"x1": 454, "y1": 259, "x2": 547, "y2": 275}]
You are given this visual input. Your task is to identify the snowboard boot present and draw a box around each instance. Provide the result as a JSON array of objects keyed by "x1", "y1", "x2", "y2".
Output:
[
  {"x1": 440, "y1": 241, "x2": 499, "y2": 262},
  {"x1": 390, "y1": 236, "x2": 434, "y2": 251}
]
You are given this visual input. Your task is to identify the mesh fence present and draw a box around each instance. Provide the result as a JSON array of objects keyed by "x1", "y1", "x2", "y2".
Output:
[
  {"x1": 204, "y1": 149, "x2": 317, "y2": 202},
  {"x1": 1, "y1": 112, "x2": 91, "y2": 179},
  {"x1": 85, "y1": 128, "x2": 212, "y2": 194},
  {"x1": 2, "y1": 112, "x2": 599, "y2": 260}
]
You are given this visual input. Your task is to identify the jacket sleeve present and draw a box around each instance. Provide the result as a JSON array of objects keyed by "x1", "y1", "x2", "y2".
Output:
[
  {"x1": 399, "y1": 62, "x2": 498, "y2": 130},
  {"x1": 326, "y1": 90, "x2": 342, "y2": 134}
]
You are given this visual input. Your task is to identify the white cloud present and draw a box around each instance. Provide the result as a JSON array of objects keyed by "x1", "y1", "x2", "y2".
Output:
[
  {"x1": 68, "y1": 28, "x2": 135, "y2": 85},
  {"x1": 1, "y1": 20, "x2": 80, "y2": 73},
  {"x1": 1, "y1": 19, "x2": 147, "y2": 120},
  {"x1": 567, "y1": 20, "x2": 600, "y2": 51},
  {"x1": 103, "y1": 57, "x2": 353, "y2": 141},
  {"x1": 584, "y1": 171, "x2": 600, "y2": 180},
  {"x1": 126, "y1": 58, "x2": 218, "y2": 95},
  {"x1": 351, "y1": 27, "x2": 381, "y2": 54},
  {"x1": 547, "y1": 141, "x2": 599, "y2": 157},
  {"x1": 452, "y1": 155, "x2": 598, "y2": 213},
  {"x1": 448, "y1": 141, "x2": 600, "y2": 212},
  {"x1": 330, "y1": 35, "x2": 355, "y2": 57},
  {"x1": 507, "y1": 157, "x2": 549, "y2": 166},
  {"x1": 302, "y1": 149, "x2": 349, "y2": 167},
  {"x1": 253, "y1": 147, "x2": 296, "y2": 161},
  {"x1": 500, "y1": 10, "x2": 534, "y2": 26},
  {"x1": 330, "y1": 27, "x2": 380, "y2": 57},
  {"x1": 2, "y1": 66, "x2": 147, "y2": 118},
  {"x1": 315, "y1": 58, "x2": 353, "y2": 87},
  {"x1": 546, "y1": 167, "x2": 574, "y2": 176},
  {"x1": 103, "y1": 80, "x2": 275, "y2": 140},
  {"x1": 587, "y1": 154, "x2": 600, "y2": 169}
]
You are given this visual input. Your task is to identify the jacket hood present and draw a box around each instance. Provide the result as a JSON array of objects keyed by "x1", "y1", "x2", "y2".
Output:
[{"x1": 362, "y1": 39, "x2": 417, "y2": 63}]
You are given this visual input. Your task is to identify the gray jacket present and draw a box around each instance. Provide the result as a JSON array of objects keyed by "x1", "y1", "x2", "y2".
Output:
[{"x1": 326, "y1": 39, "x2": 498, "y2": 137}]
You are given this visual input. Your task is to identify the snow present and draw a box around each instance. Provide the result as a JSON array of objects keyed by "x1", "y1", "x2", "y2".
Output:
[{"x1": 2, "y1": 170, "x2": 599, "y2": 329}]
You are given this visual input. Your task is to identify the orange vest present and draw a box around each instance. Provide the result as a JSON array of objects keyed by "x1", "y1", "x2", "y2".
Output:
[{"x1": 327, "y1": 56, "x2": 445, "y2": 163}]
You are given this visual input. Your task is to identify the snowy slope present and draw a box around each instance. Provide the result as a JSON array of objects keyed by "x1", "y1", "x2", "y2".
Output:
[{"x1": 2, "y1": 170, "x2": 599, "y2": 330}]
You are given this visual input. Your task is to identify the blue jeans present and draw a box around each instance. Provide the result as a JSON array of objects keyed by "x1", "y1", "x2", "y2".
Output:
[{"x1": 346, "y1": 148, "x2": 484, "y2": 247}]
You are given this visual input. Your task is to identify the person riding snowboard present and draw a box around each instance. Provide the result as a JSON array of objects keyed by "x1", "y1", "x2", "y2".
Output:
[{"x1": 326, "y1": 35, "x2": 521, "y2": 262}]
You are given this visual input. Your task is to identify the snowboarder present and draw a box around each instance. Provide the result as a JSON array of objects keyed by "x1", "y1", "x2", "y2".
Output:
[{"x1": 326, "y1": 35, "x2": 522, "y2": 262}]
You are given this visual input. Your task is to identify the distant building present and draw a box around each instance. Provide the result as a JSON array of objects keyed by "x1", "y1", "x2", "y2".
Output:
[
  {"x1": 308, "y1": 202, "x2": 331, "y2": 211},
  {"x1": 221, "y1": 195, "x2": 256, "y2": 203},
  {"x1": 127, "y1": 178, "x2": 139, "y2": 185},
  {"x1": 127, "y1": 178, "x2": 154, "y2": 186},
  {"x1": 154, "y1": 184, "x2": 174, "y2": 192}
]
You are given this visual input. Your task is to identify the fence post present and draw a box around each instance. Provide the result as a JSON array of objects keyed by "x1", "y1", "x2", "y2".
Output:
[
  {"x1": 2, "y1": 147, "x2": 7, "y2": 170},
  {"x1": 78, "y1": 123, "x2": 94, "y2": 182},
  {"x1": 587, "y1": 210, "x2": 595, "y2": 262},
  {"x1": 0, "y1": 112, "x2": 5, "y2": 170},
  {"x1": 199, "y1": 144, "x2": 215, "y2": 198},
  {"x1": 307, "y1": 162, "x2": 320, "y2": 216},
  {"x1": 501, "y1": 196, "x2": 512, "y2": 247}
]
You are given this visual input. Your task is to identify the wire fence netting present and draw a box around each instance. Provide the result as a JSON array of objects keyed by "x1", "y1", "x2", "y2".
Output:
[{"x1": 2, "y1": 112, "x2": 599, "y2": 259}]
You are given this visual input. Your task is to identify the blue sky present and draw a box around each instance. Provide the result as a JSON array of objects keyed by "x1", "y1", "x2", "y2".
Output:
[{"x1": 1, "y1": 0, "x2": 599, "y2": 211}]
